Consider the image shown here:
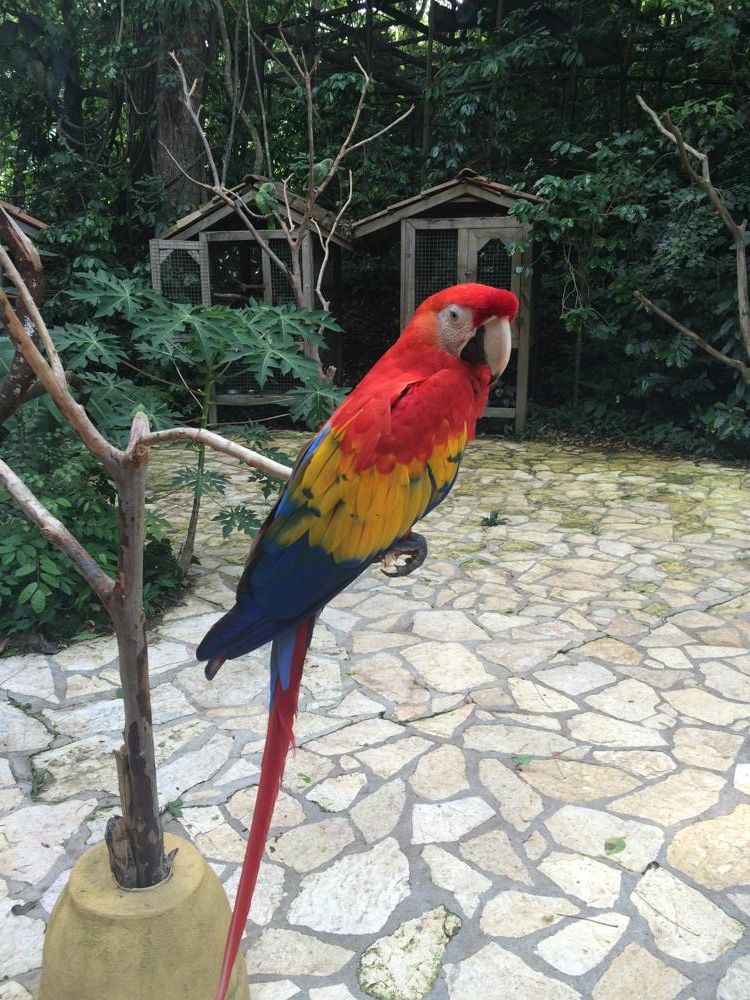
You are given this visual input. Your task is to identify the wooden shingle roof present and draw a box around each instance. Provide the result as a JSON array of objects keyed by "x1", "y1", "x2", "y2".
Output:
[
  {"x1": 159, "y1": 174, "x2": 353, "y2": 248},
  {"x1": 353, "y1": 170, "x2": 541, "y2": 241}
]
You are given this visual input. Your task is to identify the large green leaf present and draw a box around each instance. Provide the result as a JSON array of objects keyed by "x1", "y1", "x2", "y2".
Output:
[
  {"x1": 67, "y1": 270, "x2": 156, "y2": 321},
  {"x1": 50, "y1": 323, "x2": 126, "y2": 371}
]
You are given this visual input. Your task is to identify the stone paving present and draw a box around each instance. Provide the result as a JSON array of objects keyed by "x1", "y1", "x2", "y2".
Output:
[{"x1": 1, "y1": 436, "x2": 750, "y2": 999}]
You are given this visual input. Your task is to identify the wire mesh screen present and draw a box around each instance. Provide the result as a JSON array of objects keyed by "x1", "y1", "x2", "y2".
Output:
[
  {"x1": 207, "y1": 241, "x2": 263, "y2": 306},
  {"x1": 219, "y1": 238, "x2": 301, "y2": 397},
  {"x1": 157, "y1": 247, "x2": 203, "y2": 304},
  {"x1": 414, "y1": 229, "x2": 458, "y2": 308},
  {"x1": 476, "y1": 237, "x2": 513, "y2": 290},
  {"x1": 268, "y1": 239, "x2": 297, "y2": 305}
]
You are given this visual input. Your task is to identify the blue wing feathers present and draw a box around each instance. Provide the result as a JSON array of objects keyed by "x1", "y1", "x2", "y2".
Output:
[
  {"x1": 269, "y1": 627, "x2": 298, "y2": 701},
  {"x1": 196, "y1": 532, "x2": 366, "y2": 664}
]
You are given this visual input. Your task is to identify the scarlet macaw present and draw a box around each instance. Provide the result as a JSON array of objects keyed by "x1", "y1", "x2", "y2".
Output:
[{"x1": 197, "y1": 282, "x2": 519, "y2": 1000}]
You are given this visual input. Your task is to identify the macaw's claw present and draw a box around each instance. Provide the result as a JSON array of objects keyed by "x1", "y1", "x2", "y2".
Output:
[{"x1": 380, "y1": 532, "x2": 428, "y2": 577}]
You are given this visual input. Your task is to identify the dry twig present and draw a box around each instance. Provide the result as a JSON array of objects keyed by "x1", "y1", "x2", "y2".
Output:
[
  {"x1": 168, "y1": 39, "x2": 413, "y2": 380},
  {"x1": 634, "y1": 95, "x2": 750, "y2": 378}
]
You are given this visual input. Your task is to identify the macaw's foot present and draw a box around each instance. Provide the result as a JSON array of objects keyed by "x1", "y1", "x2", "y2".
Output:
[{"x1": 380, "y1": 532, "x2": 428, "y2": 577}]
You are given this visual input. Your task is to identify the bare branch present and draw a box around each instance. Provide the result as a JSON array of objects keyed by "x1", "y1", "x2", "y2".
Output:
[
  {"x1": 170, "y1": 41, "x2": 409, "y2": 385},
  {"x1": 637, "y1": 94, "x2": 750, "y2": 363},
  {"x1": 278, "y1": 29, "x2": 304, "y2": 78},
  {"x1": 213, "y1": 0, "x2": 263, "y2": 178},
  {"x1": 223, "y1": 189, "x2": 296, "y2": 278},
  {"x1": 0, "y1": 241, "x2": 64, "y2": 380},
  {"x1": 0, "y1": 459, "x2": 116, "y2": 605},
  {"x1": 633, "y1": 290, "x2": 750, "y2": 383},
  {"x1": 311, "y1": 54, "x2": 413, "y2": 205},
  {"x1": 313, "y1": 169, "x2": 354, "y2": 312},
  {"x1": 156, "y1": 140, "x2": 217, "y2": 195},
  {"x1": 169, "y1": 51, "x2": 221, "y2": 190},
  {"x1": 125, "y1": 410, "x2": 152, "y2": 457},
  {"x1": 138, "y1": 426, "x2": 292, "y2": 480},
  {"x1": 252, "y1": 29, "x2": 297, "y2": 88},
  {"x1": 636, "y1": 95, "x2": 705, "y2": 166},
  {"x1": 281, "y1": 176, "x2": 295, "y2": 232},
  {"x1": 345, "y1": 103, "x2": 415, "y2": 157},
  {"x1": 0, "y1": 207, "x2": 46, "y2": 423},
  {"x1": 0, "y1": 266, "x2": 120, "y2": 476}
]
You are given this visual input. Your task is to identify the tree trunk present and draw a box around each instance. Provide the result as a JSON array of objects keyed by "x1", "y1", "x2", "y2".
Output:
[
  {"x1": 420, "y1": 1, "x2": 436, "y2": 187},
  {"x1": 154, "y1": 10, "x2": 214, "y2": 213},
  {"x1": 572, "y1": 326, "x2": 583, "y2": 411}
]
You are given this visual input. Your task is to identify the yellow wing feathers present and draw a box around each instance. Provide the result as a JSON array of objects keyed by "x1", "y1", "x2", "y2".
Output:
[{"x1": 271, "y1": 425, "x2": 468, "y2": 565}]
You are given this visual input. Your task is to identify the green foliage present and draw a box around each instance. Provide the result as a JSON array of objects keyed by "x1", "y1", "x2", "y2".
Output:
[
  {"x1": 0, "y1": 428, "x2": 181, "y2": 645},
  {"x1": 286, "y1": 378, "x2": 349, "y2": 428},
  {"x1": 2, "y1": 0, "x2": 749, "y2": 466},
  {"x1": 168, "y1": 466, "x2": 229, "y2": 498},
  {"x1": 511, "y1": 125, "x2": 750, "y2": 456},
  {"x1": 51, "y1": 270, "x2": 343, "y2": 445},
  {"x1": 604, "y1": 836, "x2": 627, "y2": 856},
  {"x1": 480, "y1": 510, "x2": 506, "y2": 527},
  {"x1": 164, "y1": 799, "x2": 184, "y2": 819},
  {"x1": 212, "y1": 505, "x2": 261, "y2": 539},
  {"x1": 31, "y1": 271, "x2": 336, "y2": 596}
]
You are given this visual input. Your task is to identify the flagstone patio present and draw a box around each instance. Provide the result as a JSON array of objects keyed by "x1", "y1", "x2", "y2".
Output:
[{"x1": 1, "y1": 436, "x2": 750, "y2": 999}]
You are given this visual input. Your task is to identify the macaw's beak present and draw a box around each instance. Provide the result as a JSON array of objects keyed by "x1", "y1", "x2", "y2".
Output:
[{"x1": 460, "y1": 316, "x2": 513, "y2": 378}]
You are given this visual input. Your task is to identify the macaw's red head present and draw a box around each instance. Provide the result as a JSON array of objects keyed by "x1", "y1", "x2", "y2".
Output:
[{"x1": 403, "y1": 283, "x2": 519, "y2": 379}]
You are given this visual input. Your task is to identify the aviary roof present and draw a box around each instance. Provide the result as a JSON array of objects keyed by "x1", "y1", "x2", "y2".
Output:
[
  {"x1": 158, "y1": 174, "x2": 353, "y2": 248},
  {"x1": 352, "y1": 170, "x2": 541, "y2": 241},
  {"x1": 0, "y1": 201, "x2": 48, "y2": 235}
]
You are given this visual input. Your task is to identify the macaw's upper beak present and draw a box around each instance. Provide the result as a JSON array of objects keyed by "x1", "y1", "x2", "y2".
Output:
[{"x1": 460, "y1": 316, "x2": 513, "y2": 378}]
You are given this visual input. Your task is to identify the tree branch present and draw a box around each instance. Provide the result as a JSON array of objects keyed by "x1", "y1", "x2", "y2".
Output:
[
  {"x1": 169, "y1": 51, "x2": 221, "y2": 190},
  {"x1": 637, "y1": 94, "x2": 750, "y2": 368},
  {"x1": 0, "y1": 239, "x2": 64, "y2": 380},
  {"x1": 169, "y1": 42, "x2": 412, "y2": 386},
  {"x1": 213, "y1": 0, "x2": 263, "y2": 178},
  {"x1": 247, "y1": 3, "x2": 272, "y2": 174},
  {"x1": 633, "y1": 290, "x2": 750, "y2": 383},
  {"x1": 137, "y1": 426, "x2": 292, "y2": 480},
  {"x1": 313, "y1": 169, "x2": 353, "y2": 312},
  {"x1": 0, "y1": 459, "x2": 116, "y2": 605},
  {"x1": 0, "y1": 208, "x2": 46, "y2": 423},
  {"x1": 635, "y1": 95, "x2": 705, "y2": 166},
  {"x1": 0, "y1": 260, "x2": 120, "y2": 477}
]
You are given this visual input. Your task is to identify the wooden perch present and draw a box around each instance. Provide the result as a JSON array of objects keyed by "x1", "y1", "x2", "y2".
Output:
[
  {"x1": 635, "y1": 95, "x2": 750, "y2": 378},
  {"x1": 138, "y1": 426, "x2": 293, "y2": 479},
  {"x1": 0, "y1": 248, "x2": 292, "y2": 889}
]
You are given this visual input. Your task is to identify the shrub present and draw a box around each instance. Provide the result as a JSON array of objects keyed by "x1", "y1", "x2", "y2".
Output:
[{"x1": 0, "y1": 426, "x2": 180, "y2": 647}]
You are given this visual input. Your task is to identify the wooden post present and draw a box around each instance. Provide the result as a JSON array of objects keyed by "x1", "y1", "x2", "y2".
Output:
[{"x1": 107, "y1": 413, "x2": 166, "y2": 887}]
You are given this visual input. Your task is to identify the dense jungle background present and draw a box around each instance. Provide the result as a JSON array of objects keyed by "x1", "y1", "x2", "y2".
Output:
[{"x1": 0, "y1": 0, "x2": 748, "y2": 642}]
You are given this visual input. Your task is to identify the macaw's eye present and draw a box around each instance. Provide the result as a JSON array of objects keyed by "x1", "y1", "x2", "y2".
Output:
[{"x1": 449, "y1": 308, "x2": 459, "y2": 321}]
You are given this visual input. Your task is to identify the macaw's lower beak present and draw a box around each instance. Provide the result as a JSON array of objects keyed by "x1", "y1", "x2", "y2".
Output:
[{"x1": 460, "y1": 316, "x2": 513, "y2": 378}]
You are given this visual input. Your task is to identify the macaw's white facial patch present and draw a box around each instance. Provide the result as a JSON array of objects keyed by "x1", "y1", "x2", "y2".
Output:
[{"x1": 437, "y1": 304, "x2": 475, "y2": 357}]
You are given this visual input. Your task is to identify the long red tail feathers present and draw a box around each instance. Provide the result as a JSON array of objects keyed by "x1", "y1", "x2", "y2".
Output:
[{"x1": 212, "y1": 618, "x2": 313, "y2": 1000}]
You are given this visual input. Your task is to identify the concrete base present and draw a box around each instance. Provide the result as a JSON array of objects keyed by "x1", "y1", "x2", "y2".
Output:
[{"x1": 39, "y1": 832, "x2": 249, "y2": 1000}]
